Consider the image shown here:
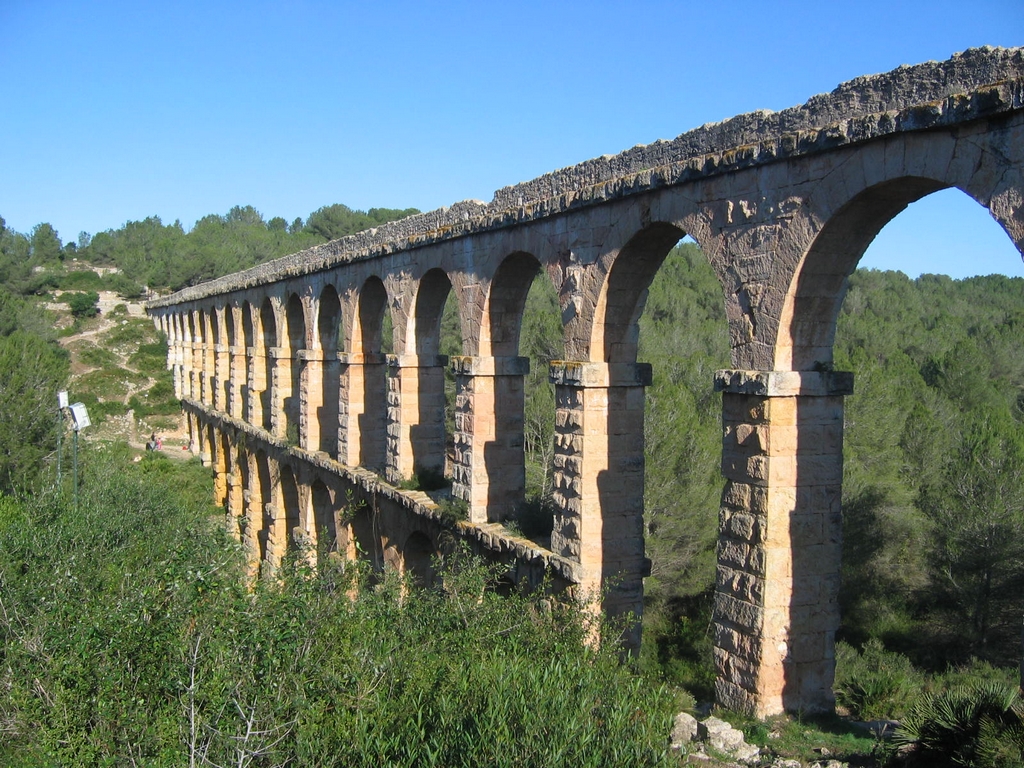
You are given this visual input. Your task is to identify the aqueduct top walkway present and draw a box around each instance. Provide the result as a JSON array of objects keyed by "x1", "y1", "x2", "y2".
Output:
[{"x1": 149, "y1": 47, "x2": 1024, "y2": 716}]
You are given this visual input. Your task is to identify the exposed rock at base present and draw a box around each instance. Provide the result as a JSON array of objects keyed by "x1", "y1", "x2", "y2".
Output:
[
  {"x1": 671, "y1": 713, "x2": 761, "y2": 764},
  {"x1": 699, "y1": 716, "x2": 746, "y2": 752},
  {"x1": 670, "y1": 711, "x2": 699, "y2": 748}
]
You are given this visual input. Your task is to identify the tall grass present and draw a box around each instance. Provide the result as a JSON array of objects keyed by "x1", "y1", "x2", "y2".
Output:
[{"x1": 0, "y1": 447, "x2": 676, "y2": 767}]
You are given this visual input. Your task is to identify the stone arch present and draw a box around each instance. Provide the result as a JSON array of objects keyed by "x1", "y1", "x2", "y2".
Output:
[
  {"x1": 208, "y1": 306, "x2": 219, "y2": 342},
  {"x1": 484, "y1": 251, "x2": 542, "y2": 357},
  {"x1": 279, "y1": 463, "x2": 301, "y2": 553},
  {"x1": 350, "y1": 277, "x2": 388, "y2": 470},
  {"x1": 776, "y1": 177, "x2": 947, "y2": 371},
  {"x1": 259, "y1": 297, "x2": 277, "y2": 432},
  {"x1": 728, "y1": 174, "x2": 1024, "y2": 714},
  {"x1": 709, "y1": 172, "x2": 1017, "y2": 715},
  {"x1": 220, "y1": 305, "x2": 233, "y2": 409},
  {"x1": 318, "y1": 284, "x2": 344, "y2": 355},
  {"x1": 285, "y1": 293, "x2": 307, "y2": 351},
  {"x1": 201, "y1": 309, "x2": 216, "y2": 404},
  {"x1": 186, "y1": 311, "x2": 199, "y2": 399},
  {"x1": 769, "y1": 111, "x2": 1024, "y2": 372},
  {"x1": 592, "y1": 222, "x2": 688, "y2": 364},
  {"x1": 489, "y1": 572, "x2": 517, "y2": 597},
  {"x1": 282, "y1": 293, "x2": 306, "y2": 443},
  {"x1": 413, "y1": 268, "x2": 454, "y2": 356},
  {"x1": 254, "y1": 449, "x2": 274, "y2": 565},
  {"x1": 316, "y1": 285, "x2": 343, "y2": 456},
  {"x1": 216, "y1": 429, "x2": 231, "y2": 510},
  {"x1": 241, "y1": 301, "x2": 255, "y2": 348},
  {"x1": 403, "y1": 531, "x2": 436, "y2": 588},
  {"x1": 350, "y1": 503, "x2": 383, "y2": 574},
  {"x1": 549, "y1": 222, "x2": 688, "y2": 652},
  {"x1": 204, "y1": 420, "x2": 216, "y2": 473},
  {"x1": 225, "y1": 304, "x2": 244, "y2": 417},
  {"x1": 235, "y1": 444, "x2": 251, "y2": 544},
  {"x1": 241, "y1": 301, "x2": 257, "y2": 424},
  {"x1": 393, "y1": 268, "x2": 454, "y2": 481},
  {"x1": 354, "y1": 276, "x2": 387, "y2": 354},
  {"x1": 517, "y1": 261, "x2": 563, "y2": 510},
  {"x1": 310, "y1": 479, "x2": 337, "y2": 555},
  {"x1": 172, "y1": 312, "x2": 186, "y2": 398},
  {"x1": 224, "y1": 303, "x2": 236, "y2": 349},
  {"x1": 451, "y1": 251, "x2": 545, "y2": 522},
  {"x1": 209, "y1": 307, "x2": 222, "y2": 406}
]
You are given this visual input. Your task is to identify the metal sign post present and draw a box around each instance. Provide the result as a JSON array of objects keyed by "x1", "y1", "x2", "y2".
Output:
[
  {"x1": 68, "y1": 402, "x2": 90, "y2": 509},
  {"x1": 57, "y1": 390, "x2": 69, "y2": 488}
]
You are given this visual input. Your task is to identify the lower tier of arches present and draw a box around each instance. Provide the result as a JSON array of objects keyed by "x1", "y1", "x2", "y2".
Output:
[{"x1": 180, "y1": 400, "x2": 582, "y2": 601}]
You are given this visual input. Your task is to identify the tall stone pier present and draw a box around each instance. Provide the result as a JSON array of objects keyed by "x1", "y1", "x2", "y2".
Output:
[{"x1": 713, "y1": 370, "x2": 852, "y2": 715}]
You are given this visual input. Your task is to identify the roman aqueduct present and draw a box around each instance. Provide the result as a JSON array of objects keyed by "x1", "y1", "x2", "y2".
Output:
[{"x1": 148, "y1": 47, "x2": 1024, "y2": 716}]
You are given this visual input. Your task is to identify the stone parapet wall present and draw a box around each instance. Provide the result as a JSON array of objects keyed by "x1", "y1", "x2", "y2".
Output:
[{"x1": 149, "y1": 47, "x2": 1024, "y2": 309}]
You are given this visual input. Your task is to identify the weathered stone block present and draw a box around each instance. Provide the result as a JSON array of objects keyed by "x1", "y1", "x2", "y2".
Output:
[{"x1": 715, "y1": 592, "x2": 764, "y2": 633}]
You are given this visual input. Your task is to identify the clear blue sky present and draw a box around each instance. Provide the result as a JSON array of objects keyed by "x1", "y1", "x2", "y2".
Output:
[{"x1": 1, "y1": 0, "x2": 1022, "y2": 278}]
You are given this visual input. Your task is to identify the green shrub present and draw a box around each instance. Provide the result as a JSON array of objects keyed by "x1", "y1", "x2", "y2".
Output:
[
  {"x1": 76, "y1": 365, "x2": 148, "y2": 396},
  {"x1": 78, "y1": 344, "x2": 119, "y2": 369},
  {"x1": 128, "y1": 340, "x2": 168, "y2": 376},
  {"x1": 64, "y1": 290, "x2": 100, "y2": 318},
  {"x1": 58, "y1": 270, "x2": 103, "y2": 292},
  {"x1": 102, "y1": 272, "x2": 144, "y2": 298},
  {"x1": 105, "y1": 319, "x2": 155, "y2": 347},
  {"x1": 90, "y1": 399, "x2": 128, "y2": 420},
  {"x1": 397, "y1": 468, "x2": 450, "y2": 492},
  {"x1": 128, "y1": 377, "x2": 180, "y2": 418},
  {"x1": 834, "y1": 639, "x2": 921, "y2": 720},
  {"x1": 639, "y1": 591, "x2": 716, "y2": 702},
  {"x1": 20, "y1": 270, "x2": 60, "y2": 295},
  {"x1": 722, "y1": 710, "x2": 883, "y2": 766},
  {"x1": 0, "y1": 493, "x2": 26, "y2": 532},
  {"x1": 896, "y1": 681, "x2": 1024, "y2": 767},
  {"x1": 934, "y1": 659, "x2": 1022, "y2": 693},
  {"x1": 436, "y1": 496, "x2": 469, "y2": 525},
  {"x1": 0, "y1": 331, "x2": 68, "y2": 494},
  {"x1": 515, "y1": 494, "x2": 556, "y2": 539},
  {"x1": 0, "y1": 449, "x2": 678, "y2": 767}
]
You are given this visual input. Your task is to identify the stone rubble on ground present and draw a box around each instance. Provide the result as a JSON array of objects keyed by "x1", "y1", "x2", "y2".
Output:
[
  {"x1": 764, "y1": 757, "x2": 848, "y2": 768},
  {"x1": 670, "y1": 712, "x2": 699, "y2": 747},
  {"x1": 670, "y1": 712, "x2": 760, "y2": 764},
  {"x1": 671, "y1": 712, "x2": 853, "y2": 767}
]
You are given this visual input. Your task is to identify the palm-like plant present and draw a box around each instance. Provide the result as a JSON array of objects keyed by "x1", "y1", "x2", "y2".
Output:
[{"x1": 896, "y1": 680, "x2": 1024, "y2": 767}]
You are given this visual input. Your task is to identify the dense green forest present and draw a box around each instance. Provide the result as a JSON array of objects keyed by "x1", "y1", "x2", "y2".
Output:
[
  {"x1": 633, "y1": 248, "x2": 1024, "y2": 681},
  {"x1": 1, "y1": 207, "x2": 1023, "y2": 764},
  {"x1": 0, "y1": 204, "x2": 419, "y2": 295}
]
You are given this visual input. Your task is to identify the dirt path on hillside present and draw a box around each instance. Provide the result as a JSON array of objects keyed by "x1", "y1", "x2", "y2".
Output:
[{"x1": 58, "y1": 302, "x2": 191, "y2": 457}]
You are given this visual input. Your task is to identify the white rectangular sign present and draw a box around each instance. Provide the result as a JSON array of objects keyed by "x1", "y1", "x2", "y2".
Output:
[{"x1": 69, "y1": 402, "x2": 91, "y2": 431}]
